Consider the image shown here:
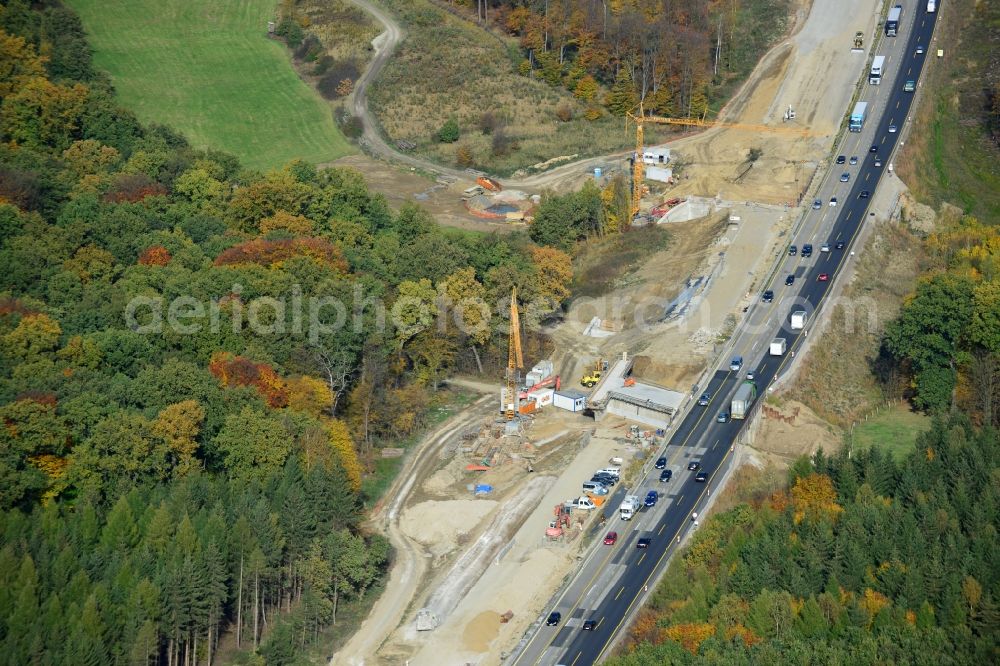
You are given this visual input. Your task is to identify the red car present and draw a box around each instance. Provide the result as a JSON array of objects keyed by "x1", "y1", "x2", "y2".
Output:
[
  {"x1": 817, "y1": 273, "x2": 830, "y2": 282},
  {"x1": 603, "y1": 531, "x2": 618, "y2": 545}
]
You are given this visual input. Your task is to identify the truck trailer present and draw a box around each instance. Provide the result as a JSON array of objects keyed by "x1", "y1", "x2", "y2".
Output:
[
  {"x1": 869, "y1": 55, "x2": 885, "y2": 85},
  {"x1": 731, "y1": 381, "x2": 757, "y2": 420},
  {"x1": 619, "y1": 495, "x2": 641, "y2": 521},
  {"x1": 790, "y1": 310, "x2": 807, "y2": 330},
  {"x1": 770, "y1": 338, "x2": 787, "y2": 356},
  {"x1": 849, "y1": 101, "x2": 869, "y2": 132},
  {"x1": 886, "y1": 5, "x2": 902, "y2": 36}
]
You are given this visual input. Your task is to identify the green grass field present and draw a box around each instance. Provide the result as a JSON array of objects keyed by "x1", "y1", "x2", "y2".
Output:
[
  {"x1": 851, "y1": 403, "x2": 930, "y2": 461},
  {"x1": 69, "y1": 0, "x2": 352, "y2": 170}
]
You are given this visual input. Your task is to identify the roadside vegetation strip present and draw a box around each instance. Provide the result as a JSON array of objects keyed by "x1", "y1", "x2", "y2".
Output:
[{"x1": 69, "y1": 0, "x2": 352, "y2": 170}]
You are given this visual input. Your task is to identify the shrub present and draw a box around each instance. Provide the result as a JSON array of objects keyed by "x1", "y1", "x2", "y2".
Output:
[
  {"x1": 584, "y1": 106, "x2": 603, "y2": 121},
  {"x1": 337, "y1": 114, "x2": 364, "y2": 139},
  {"x1": 491, "y1": 127, "x2": 517, "y2": 156},
  {"x1": 455, "y1": 143, "x2": 474, "y2": 167},
  {"x1": 294, "y1": 35, "x2": 322, "y2": 61},
  {"x1": 555, "y1": 103, "x2": 574, "y2": 122},
  {"x1": 436, "y1": 118, "x2": 460, "y2": 143},
  {"x1": 314, "y1": 55, "x2": 334, "y2": 76},
  {"x1": 479, "y1": 111, "x2": 500, "y2": 135},
  {"x1": 276, "y1": 17, "x2": 304, "y2": 49},
  {"x1": 317, "y1": 61, "x2": 361, "y2": 100}
]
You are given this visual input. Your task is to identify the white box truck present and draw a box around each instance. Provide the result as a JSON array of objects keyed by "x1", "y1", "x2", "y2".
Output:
[
  {"x1": 619, "y1": 495, "x2": 641, "y2": 520},
  {"x1": 790, "y1": 310, "x2": 807, "y2": 330},
  {"x1": 869, "y1": 55, "x2": 885, "y2": 85},
  {"x1": 927, "y1": 0, "x2": 936, "y2": 13},
  {"x1": 770, "y1": 338, "x2": 787, "y2": 356},
  {"x1": 730, "y1": 381, "x2": 758, "y2": 420}
]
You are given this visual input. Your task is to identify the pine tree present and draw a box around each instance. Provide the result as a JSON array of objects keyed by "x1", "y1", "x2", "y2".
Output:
[{"x1": 605, "y1": 71, "x2": 638, "y2": 116}]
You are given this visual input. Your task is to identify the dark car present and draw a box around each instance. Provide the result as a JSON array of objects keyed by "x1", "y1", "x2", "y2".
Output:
[
  {"x1": 903, "y1": 79, "x2": 915, "y2": 92},
  {"x1": 870, "y1": 144, "x2": 878, "y2": 153},
  {"x1": 836, "y1": 155, "x2": 846, "y2": 164},
  {"x1": 591, "y1": 474, "x2": 616, "y2": 486},
  {"x1": 859, "y1": 190, "x2": 870, "y2": 199},
  {"x1": 785, "y1": 274, "x2": 795, "y2": 286},
  {"x1": 697, "y1": 393, "x2": 710, "y2": 406},
  {"x1": 582, "y1": 619, "x2": 597, "y2": 631},
  {"x1": 762, "y1": 289, "x2": 774, "y2": 303},
  {"x1": 789, "y1": 245, "x2": 797, "y2": 256},
  {"x1": 802, "y1": 244, "x2": 813, "y2": 257},
  {"x1": 659, "y1": 469, "x2": 673, "y2": 482},
  {"x1": 636, "y1": 537, "x2": 651, "y2": 549},
  {"x1": 694, "y1": 471, "x2": 708, "y2": 482},
  {"x1": 644, "y1": 490, "x2": 658, "y2": 507},
  {"x1": 835, "y1": 240, "x2": 845, "y2": 250},
  {"x1": 546, "y1": 611, "x2": 561, "y2": 626},
  {"x1": 687, "y1": 461, "x2": 701, "y2": 471},
  {"x1": 655, "y1": 457, "x2": 667, "y2": 469}
]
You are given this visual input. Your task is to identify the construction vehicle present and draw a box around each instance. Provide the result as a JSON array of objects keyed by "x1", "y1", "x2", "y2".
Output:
[
  {"x1": 476, "y1": 176, "x2": 502, "y2": 192},
  {"x1": 854, "y1": 31, "x2": 864, "y2": 49},
  {"x1": 519, "y1": 374, "x2": 561, "y2": 399},
  {"x1": 625, "y1": 105, "x2": 821, "y2": 217},
  {"x1": 503, "y1": 288, "x2": 523, "y2": 420},
  {"x1": 580, "y1": 359, "x2": 606, "y2": 388}
]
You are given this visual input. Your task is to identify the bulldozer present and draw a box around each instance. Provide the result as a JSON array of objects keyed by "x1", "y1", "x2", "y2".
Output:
[{"x1": 580, "y1": 359, "x2": 605, "y2": 388}]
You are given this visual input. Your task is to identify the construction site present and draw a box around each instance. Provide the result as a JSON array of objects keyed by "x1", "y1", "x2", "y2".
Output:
[{"x1": 330, "y1": 0, "x2": 887, "y2": 663}]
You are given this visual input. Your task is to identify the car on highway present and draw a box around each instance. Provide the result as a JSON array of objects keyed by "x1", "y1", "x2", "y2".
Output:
[
  {"x1": 746, "y1": 368, "x2": 756, "y2": 381},
  {"x1": 874, "y1": 158, "x2": 882, "y2": 167},
  {"x1": 889, "y1": 124, "x2": 898, "y2": 133},
  {"x1": 870, "y1": 144, "x2": 878, "y2": 153},
  {"x1": 636, "y1": 537, "x2": 651, "y2": 549},
  {"x1": 836, "y1": 155, "x2": 846, "y2": 164},
  {"x1": 546, "y1": 612, "x2": 561, "y2": 626},
  {"x1": 603, "y1": 531, "x2": 618, "y2": 545},
  {"x1": 859, "y1": 190, "x2": 871, "y2": 199},
  {"x1": 904, "y1": 79, "x2": 915, "y2": 92},
  {"x1": 821, "y1": 243, "x2": 830, "y2": 252},
  {"x1": 916, "y1": 44, "x2": 925, "y2": 55},
  {"x1": 789, "y1": 245, "x2": 797, "y2": 256},
  {"x1": 644, "y1": 490, "x2": 659, "y2": 507},
  {"x1": 687, "y1": 461, "x2": 701, "y2": 471},
  {"x1": 582, "y1": 619, "x2": 597, "y2": 631},
  {"x1": 717, "y1": 411, "x2": 730, "y2": 423},
  {"x1": 829, "y1": 197, "x2": 838, "y2": 207},
  {"x1": 659, "y1": 469, "x2": 673, "y2": 482},
  {"x1": 697, "y1": 393, "x2": 711, "y2": 406},
  {"x1": 840, "y1": 172, "x2": 850, "y2": 182},
  {"x1": 849, "y1": 155, "x2": 858, "y2": 165},
  {"x1": 655, "y1": 456, "x2": 667, "y2": 469},
  {"x1": 836, "y1": 240, "x2": 845, "y2": 250},
  {"x1": 817, "y1": 273, "x2": 829, "y2": 282},
  {"x1": 802, "y1": 244, "x2": 813, "y2": 257},
  {"x1": 694, "y1": 471, "x2": 708, "y2": 482},
  {"x1": 730, "y1": 356, "x2": 743, "y2": 372},
  {"x1": 762, "y1": 289, "x2": 774, "y2": 303},
  {"x1": 812, "y1": 199, "x2": 822, "y2": 210},
  {"x1": 785, "y1": 274, "x2": 795, "y2": 286}
]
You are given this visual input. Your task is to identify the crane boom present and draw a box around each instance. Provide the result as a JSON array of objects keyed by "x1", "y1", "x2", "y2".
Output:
[{"x1": 505, "y1": 287, "x2": 523, "y2": 421}]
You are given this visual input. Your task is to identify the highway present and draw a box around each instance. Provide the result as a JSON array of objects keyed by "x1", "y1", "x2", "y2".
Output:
[{"x1": 510, "y1": 3, "x2": 939, "y2": 665}]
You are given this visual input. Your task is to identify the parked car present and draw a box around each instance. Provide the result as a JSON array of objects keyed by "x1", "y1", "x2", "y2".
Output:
[
  {"x1": 636, "y1": 537, "x2": 651, "y2": 549},
  {"x1": 546, "y1": 612, "x2": 561, "y2": 626},
  {"x1": 694, "y1": 471, "x2": 708, "y2": 482},
  {"x1": 762, "y1": 289, "x2": 774, "y2": 303},
  {"x1": 659, "y1": 469, "x2": 673, "y2": 482},
  {"x1": 687, "y1": 461, "x2": 701, "y2": 471},
  {"x1": 655, "y1": 457, "x2": 667, "y2": 469},
  {"x1": 603, "y1": 531, "x2": 618, "y2": 545},
  {"x1": 644, "y1": 490, "x2": 659, "y2": 507}
]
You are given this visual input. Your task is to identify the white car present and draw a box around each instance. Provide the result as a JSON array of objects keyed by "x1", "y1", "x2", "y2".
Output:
[
  {"x1": 829, "y1": 197, "x2": 838, "y2": 207},
  {"x1": 889, "y1": 124, "x2": 898, "y2": 133}
]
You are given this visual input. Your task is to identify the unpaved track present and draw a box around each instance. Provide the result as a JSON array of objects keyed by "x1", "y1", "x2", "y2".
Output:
[{"x1": 330, "y1": 396, "x2": 491, "y2": 665}]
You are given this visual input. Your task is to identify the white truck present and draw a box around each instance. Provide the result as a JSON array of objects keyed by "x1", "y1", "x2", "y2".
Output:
[
  {"x1": 790, "y1": 310, "x2": 807, "y2": 330},
  {"x1": 927, "y1": 0, "x2": 936, "y2": 12},
  {"x1": 770, "y1": 337, "x2": 787, "y2": 356},
  {"x1": 571, "y1": 497, "x2": 598, "y2": 511},
  {"x1": 869, "y1": 55, "x2": 885, "y2": 85},
  {"x1": 619, "y1": 495, "x2": 641, "y2": 520}
]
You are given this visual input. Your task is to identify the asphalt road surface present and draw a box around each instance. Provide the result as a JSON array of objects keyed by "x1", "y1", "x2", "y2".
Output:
[{"x1": 513, "y1": 4, "x2": 939, "y2": 665}]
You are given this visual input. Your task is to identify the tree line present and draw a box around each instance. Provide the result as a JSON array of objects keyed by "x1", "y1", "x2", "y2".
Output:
[
  {"x1": 0, "y1": 0, "x2": 577, "y2": 662},
  {"x1": 610, "y1": 416, "x2": 999, "y2": 663}
]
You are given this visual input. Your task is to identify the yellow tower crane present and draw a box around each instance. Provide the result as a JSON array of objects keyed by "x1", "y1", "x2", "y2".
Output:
[
  {"x1": 505, "y1": 287, "x2": 523, "y2": 421},
  {"x1": 625, "y1": 107, "x2": 822, "y2": 218}
]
